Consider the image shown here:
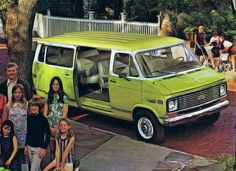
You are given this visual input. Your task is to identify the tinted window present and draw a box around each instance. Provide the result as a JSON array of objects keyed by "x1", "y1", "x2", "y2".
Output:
[
  {"x1": 38, "y1": 45, "x2": 46, "y2": 62},
  {"x1": 46, "y1": 46, "x2": 74, "y2": 67}
]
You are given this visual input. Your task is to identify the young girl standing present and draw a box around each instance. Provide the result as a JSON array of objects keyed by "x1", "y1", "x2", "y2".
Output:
[
  {"x1": 0, "y1": 120, "x2": 18, "y2": 170},
  {"x1": 5, "y1": 84, "x2": 28, "y2": 170},
  {"x1": 43, "y1": 118, "x2": 75, "y2": 171},
  {"x1": 44, "y1": 76, "x2": 69, "y2": 159},
  {"x1": 25, "y1": 97, "x2": 51, "y2": 171}
]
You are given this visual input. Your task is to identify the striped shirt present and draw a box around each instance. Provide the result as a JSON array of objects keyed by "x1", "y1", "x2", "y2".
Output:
[{"x1": 57, "y1": 133, "x2": 74, "y2": 163}]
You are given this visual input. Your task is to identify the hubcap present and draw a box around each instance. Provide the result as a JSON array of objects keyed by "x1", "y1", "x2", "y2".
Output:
[{"x1": 137, "y1": 117, "x2": 154, "y2": 139}]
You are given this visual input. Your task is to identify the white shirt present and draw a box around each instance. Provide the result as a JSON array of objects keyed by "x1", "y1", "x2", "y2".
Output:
[
  {"x1": 7, "y1": 79, "x2": 17, "y2": 101},
  {"x1": 209, "y1": 36, "x2": 219, "y2": 45},
  {"x1": 223, "y1": 40, "x2": 233, "y2": 48}
]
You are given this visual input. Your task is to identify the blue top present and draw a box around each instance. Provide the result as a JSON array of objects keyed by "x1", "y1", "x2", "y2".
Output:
[{"x1": 0, "y1": 135, "x2": 18, "y2": 170}]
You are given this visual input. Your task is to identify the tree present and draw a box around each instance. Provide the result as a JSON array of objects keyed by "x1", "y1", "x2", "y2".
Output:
[
  {"x1": 125, "y1": 0, "x2": 159, "y2": 22},
  {"x1": 5, "y1": 0, "x2": 38, "y2": 83}
]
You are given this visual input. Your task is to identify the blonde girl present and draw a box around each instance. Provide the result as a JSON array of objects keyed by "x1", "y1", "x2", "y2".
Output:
[{"x1": 43, "y1": 118, "x2": 75, "y2": 171}]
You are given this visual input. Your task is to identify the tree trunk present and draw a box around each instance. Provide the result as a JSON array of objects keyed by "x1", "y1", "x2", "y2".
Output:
[
  {"x1": 160, "y1": 12, "x2": 173, "y2": 36},
  {"x1": 6, "y1": 0, "x2": 38, "y2": 83}
]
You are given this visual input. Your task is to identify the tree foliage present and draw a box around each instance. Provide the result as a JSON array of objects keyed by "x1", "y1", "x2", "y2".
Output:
[
  {"x1": 125, "y1": 0, "x2": 159, "y2": 22},
  {"x1": 158, "y1": 0, "x2": 236, "y2": 39},
  {"x1": 125, "y1": 0, "x2": 236, "y2": 40}
]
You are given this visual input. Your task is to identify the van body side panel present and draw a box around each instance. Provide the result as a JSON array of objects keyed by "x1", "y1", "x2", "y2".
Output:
[
  {"x1": 109, "y1": 75, "x2": 142, "y2": 114},
  {"x1": 32, "y1": 62, "x2": 48, "y2": 96}
]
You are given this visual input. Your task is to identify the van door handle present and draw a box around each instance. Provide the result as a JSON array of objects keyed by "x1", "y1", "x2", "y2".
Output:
[
  {"x1": 110, "y1": 79, "x2": 116, "y2": 83},
  {"x1": 65, "y1": 73, "x2": 70, "y2": 77}
]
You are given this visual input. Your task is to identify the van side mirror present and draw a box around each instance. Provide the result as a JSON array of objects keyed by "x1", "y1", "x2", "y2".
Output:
[{"x1": 119, "y1": 72, "x2": 131, "y2": 81}]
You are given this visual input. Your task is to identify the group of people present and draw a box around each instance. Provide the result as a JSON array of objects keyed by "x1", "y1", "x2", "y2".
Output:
[
  {"x1": 194, "y1": 24, "x2": 236, "y2": 71},
  {"x1": 0, "y1": 62, "x2": 75, "y2": 171}
]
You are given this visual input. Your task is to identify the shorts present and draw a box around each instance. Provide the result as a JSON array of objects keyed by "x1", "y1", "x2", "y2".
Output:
[
  {"x1": 52, "y1": 159, "x2": 73, "y2": 171},
  {"x1": 195, "y1": 46, "x2": 208, "y2": 57}
]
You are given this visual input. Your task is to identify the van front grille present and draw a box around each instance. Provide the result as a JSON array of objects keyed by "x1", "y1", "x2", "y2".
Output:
[{"x1": 178, "y1": 86, "x2": 219, "y2": 110}]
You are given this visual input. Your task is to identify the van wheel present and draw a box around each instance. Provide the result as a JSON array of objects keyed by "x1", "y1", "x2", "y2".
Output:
[
  {"x1": 135, "y1": 110, "x2": 165, "y2": 144},
  {"x1": 201, "y1": 112, "x2": 220, "y2": 125}
]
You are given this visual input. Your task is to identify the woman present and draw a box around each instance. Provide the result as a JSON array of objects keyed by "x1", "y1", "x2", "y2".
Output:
[
  {"x1": 44, "y1": 76, "x2": 69, "y2": 160},
  {"x1": 219, "y1": 35, "x2": 236, "y2": 71}
]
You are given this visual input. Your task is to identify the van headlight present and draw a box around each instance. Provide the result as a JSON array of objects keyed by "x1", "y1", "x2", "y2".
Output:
[
  {"x1": 219, "y1": 84, "x2": 227, "y2": 96},
  {"x1": 167, "y1": 98, "x2": 178, "y2": 112}
]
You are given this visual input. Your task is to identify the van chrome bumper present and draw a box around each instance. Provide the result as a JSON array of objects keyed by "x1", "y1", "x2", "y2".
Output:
[{"x1": 164, "y1": 100, "x2": 229, "y2": 125}]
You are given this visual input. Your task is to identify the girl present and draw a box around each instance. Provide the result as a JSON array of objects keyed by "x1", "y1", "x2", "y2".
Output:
[
  {"x1": 219, "y1": 35, "x2": 236, "y2": 71},
  {"x1": 194, "y1": 25, "x2": 208, "y2": 64},
  {"x1": 43, "y1": 118, "x2": 75, "y2": 171},
  {"x1": 0, "y1": 120, "x2": 18, "y2": 170},
  {"x1": 5, "y1": 84, "x2": 28, "y2": 170},
  {"x1": 44, "y1": 76, "x2": 69, "y2": 160},
  {"x1": 0, "y1": 93, "x2": 7, "y2": 128},
  {"x1": 25, "y1": 97, "x2": 51, "y2": 171}
]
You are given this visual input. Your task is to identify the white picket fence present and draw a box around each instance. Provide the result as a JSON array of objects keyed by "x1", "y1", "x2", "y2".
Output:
[{"x1": 33, "y1": 13, "x2": 161, "y2": 38}]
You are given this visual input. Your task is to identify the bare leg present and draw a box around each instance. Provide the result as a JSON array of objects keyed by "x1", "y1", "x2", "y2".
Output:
[{"x1": 43, "y1": 161, "x2": 56, "y2": 171}]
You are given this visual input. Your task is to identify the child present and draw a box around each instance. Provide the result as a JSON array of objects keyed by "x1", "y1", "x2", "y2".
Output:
[
  {"x1": 43, "y1": 76, "x2": 69, "y2": 160},
  {"x1": 194, "y1": 25, "x2": 208, "y2": 64},
  {"x1": 43, "y1": 118, "x2": 75, "y2": 171},
  {"x1": 25, "y1": 97, "x2": 51, "y2": 171},
  {"x1": 0, "y1": 120, "x2": 18, "y2": 171},
  {"x1": 0, "y1": 93, "x2": 7, "y2": 128},
  {"x1": 208, "y1": 31, "x2": 219, "y2": 46},
  {"x1": 211, "y1": 41, "x2": 221, "y2": 71},
  {"x1": 5, "y1": 84, "x2": 28, "y2": 170}
]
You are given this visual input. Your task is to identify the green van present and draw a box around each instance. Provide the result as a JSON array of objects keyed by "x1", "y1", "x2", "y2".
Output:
[{"x1": 32, "y1": 31, "x2": 229, "y2": 143}]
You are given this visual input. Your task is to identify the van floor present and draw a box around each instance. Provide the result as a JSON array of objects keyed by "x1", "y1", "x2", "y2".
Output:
[
  {"x1": 84, "y1": 89, "x2": 109, "y2": 102},
  {"x1": 79, "y1": 84, "x2": 109, "y2": 102}
]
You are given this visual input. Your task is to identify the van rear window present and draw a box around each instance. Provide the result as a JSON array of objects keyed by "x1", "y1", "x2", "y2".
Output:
[{"x1": 46, "y1": 46, "x2": 74, "y2": 68}]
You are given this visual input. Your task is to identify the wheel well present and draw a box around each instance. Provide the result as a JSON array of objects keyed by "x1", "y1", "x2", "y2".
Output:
[{"x1": 132, "y1": 107, "x2": 160, "y2": 123}]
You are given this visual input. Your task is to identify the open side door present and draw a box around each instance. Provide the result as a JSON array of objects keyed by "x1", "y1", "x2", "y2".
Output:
[{"x1": 32, "y1": 43, "x2": 78, "y2": 106}]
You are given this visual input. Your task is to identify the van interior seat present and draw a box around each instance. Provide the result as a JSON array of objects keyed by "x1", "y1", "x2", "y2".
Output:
[
  {"x1": 98, "y1": 60, "x2": 110, "y2": 91},
  {"x1": 77, "y1": 49, "x2": 100, "y2": 84}
]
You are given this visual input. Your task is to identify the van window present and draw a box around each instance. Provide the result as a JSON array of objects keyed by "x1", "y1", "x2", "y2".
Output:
[
  {"x1": 46, "y1": 46, "x2": 74, "y2": 67},
  {"x1": 114, "y1": 53, "x2": 139, "y2": 77},
  {"x1": 38, "y1": 45, "x2": 46, "y2": 62}
]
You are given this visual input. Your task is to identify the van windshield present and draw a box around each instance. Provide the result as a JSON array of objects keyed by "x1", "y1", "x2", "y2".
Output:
[{"x1": 135, "y1": 44, "x2": 202, "y2": 78}]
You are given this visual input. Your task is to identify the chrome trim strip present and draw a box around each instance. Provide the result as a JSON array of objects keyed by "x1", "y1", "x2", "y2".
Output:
[{"x1": 165, "y1": 100, "x2": 229, "y2": 123}]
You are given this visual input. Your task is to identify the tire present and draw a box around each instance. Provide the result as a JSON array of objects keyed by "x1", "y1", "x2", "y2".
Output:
[
  {"x1": 201, "y1": 112, "x2": 220, "y2": 125},
  {"x1": 134, "y1": 110, "x2": 165, "y2": 144}
]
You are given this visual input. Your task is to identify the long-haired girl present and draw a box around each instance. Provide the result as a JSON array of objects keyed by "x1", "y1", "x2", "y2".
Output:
[
  {"x1": 25, "y1": 97, "x2": 51, "y2": 171},
  {"x1": 0, "y1": 120, "x2": 18, "y2": 170},
  {"x1": 43, "y1": 76, "x2": 69, "y2": 160},
  {"x1": 5, "y1": 84, "x2": 28, "y2": 170},
  {"x1": 43, "y1": 118, "x2": 75, "y2": 171}
]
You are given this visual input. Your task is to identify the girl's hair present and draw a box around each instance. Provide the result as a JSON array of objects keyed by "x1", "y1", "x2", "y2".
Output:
[
  {"x1": 57, "y1": 118, "x2": 74, "y2": 139},
  {"x1": 11, "y1": 84, "x2": 27, "y2": 106},
  {"x1": 28, "y1": 97, "x2": 42, "y2": 115},
  {"x1": 47, "y1": 76, "x2": 67, "y2": 104},
  {"x1": 1, "y1": 120, "x2": 15, "y2": 137},
  {"x1": 219, "y1": 35, "x2": 225, "y2": 40}
]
